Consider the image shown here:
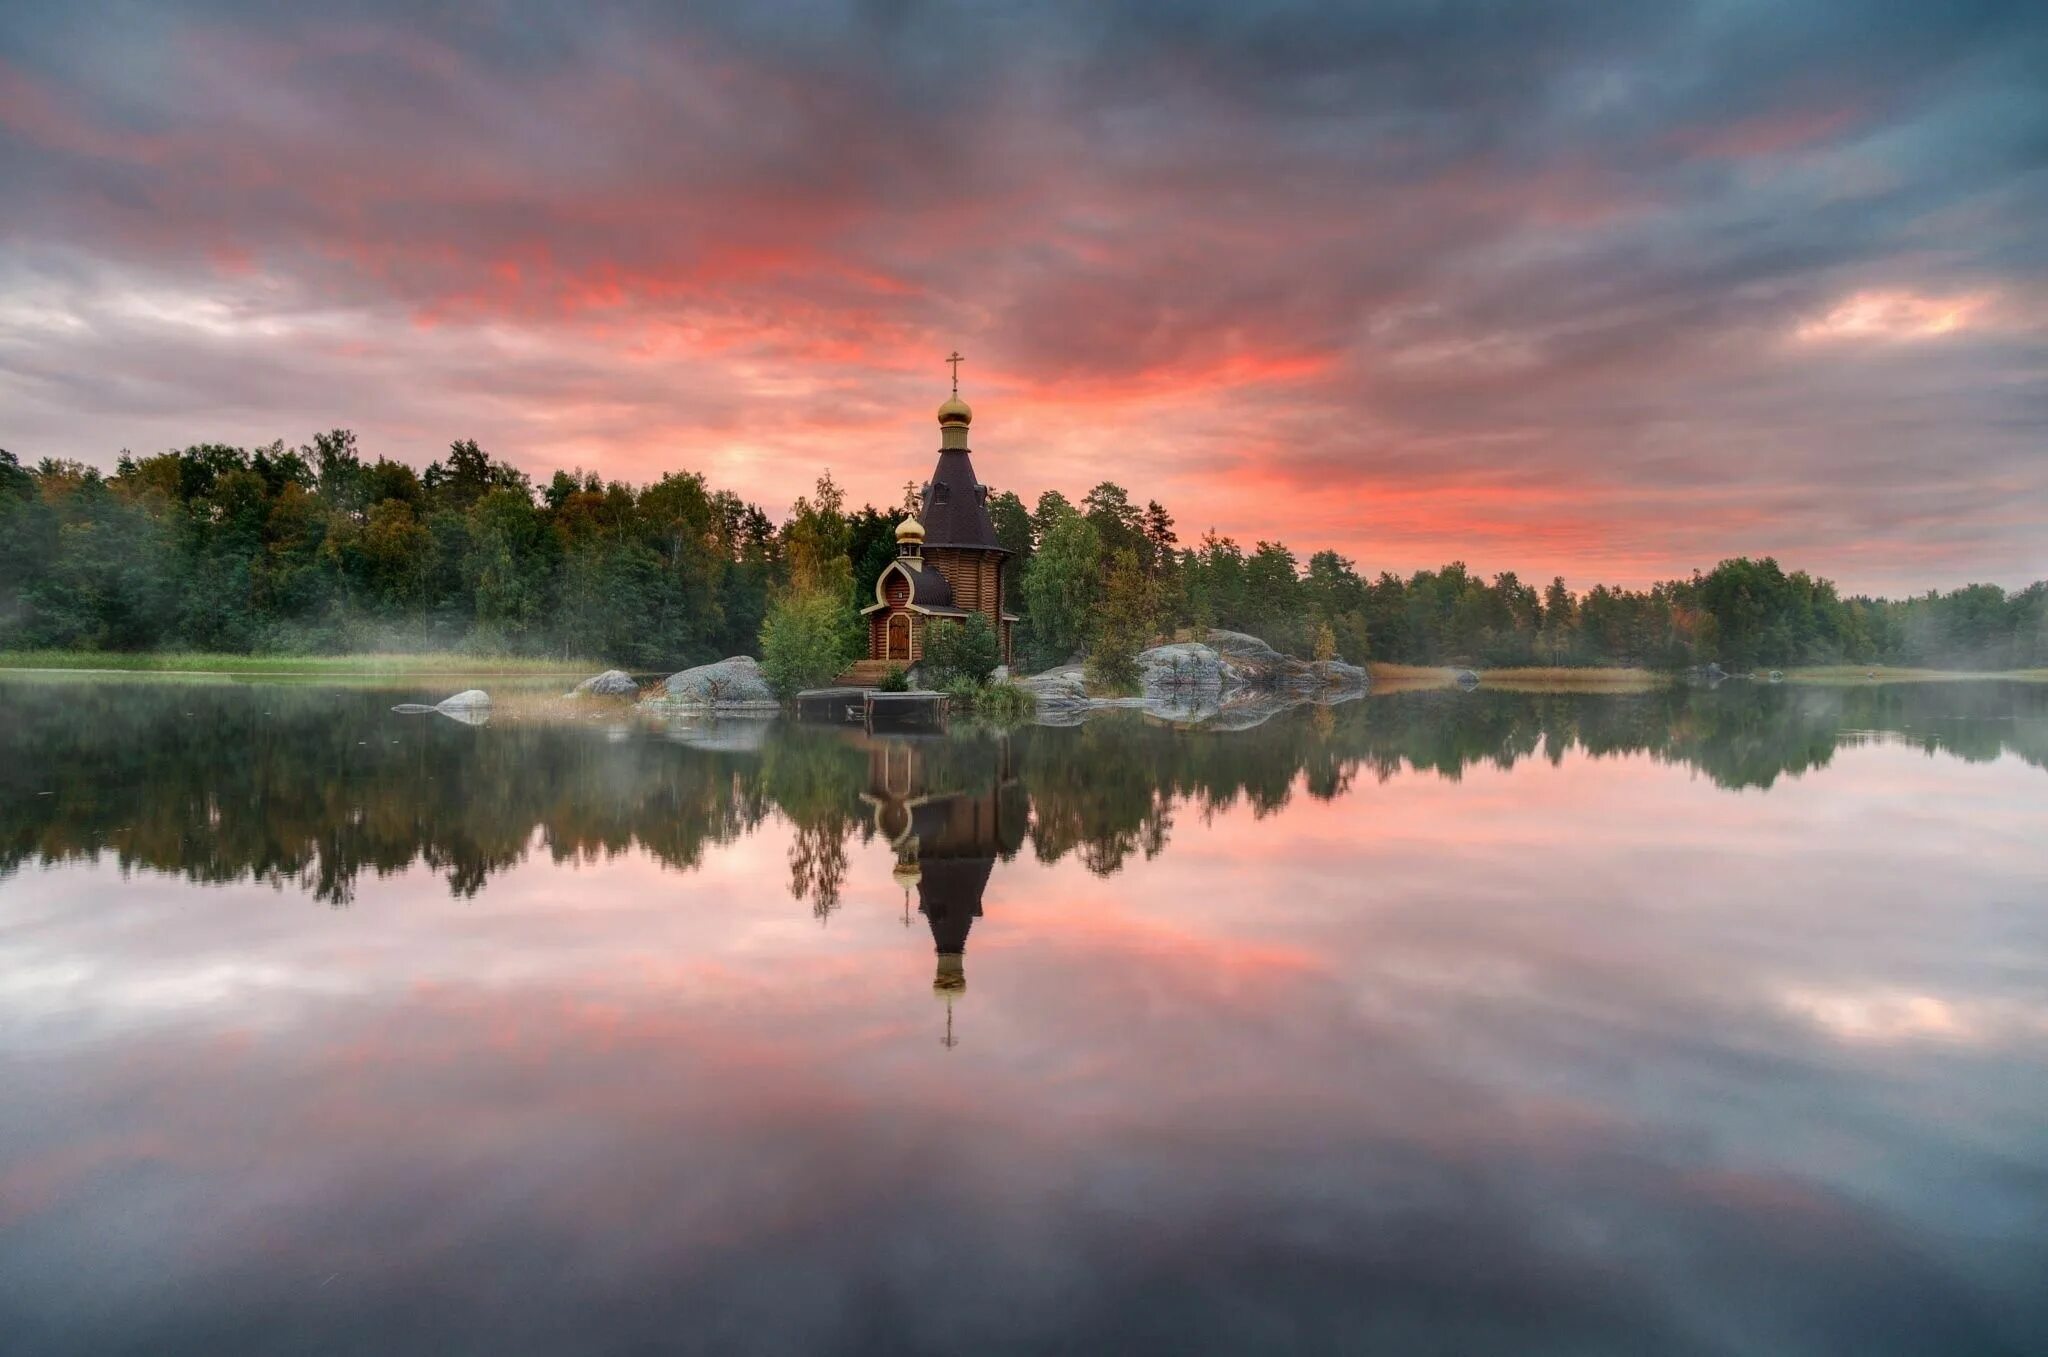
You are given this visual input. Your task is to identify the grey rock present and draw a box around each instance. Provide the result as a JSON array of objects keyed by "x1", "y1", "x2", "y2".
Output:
[
  {"x1": 651, "y1": 656, "x2": 778, "y2": 708},
  {"x1": 1453, "y1": 668, "x2": 1481, "y2": 688},
  {"x1": 392, "y1": 689, "x2": 491, "y2": 726},
  {"x1": 1316, "y1": 659, "x2": 1369, "y2": 688},
  {"x1": 1015, "y1": 665, "x2": 1092, "y2": 709},
  {"x1": 1139, "y1": 642, "x2": 1225, "y2": 695},
  {"x1": 1203, "y1": 630, "x2": 1368, "y2": 694},
  {"x1": 1023, "y1": 637, "x2": 1365, "y2": 729},
  {"x1": 1204, "y1": 629, "x2": 1284, "y2": 663},
  {"x1": 568, "y1": 669, "x2": 639, "y2": 698},
  {"x1": 1689, "y1": 662, "x2": 1728, "y2": 688}
]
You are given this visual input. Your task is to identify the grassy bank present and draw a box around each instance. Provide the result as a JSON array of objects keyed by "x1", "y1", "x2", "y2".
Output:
[
  {"x1": 1785, "y1": 664, "x2": 2048, "y2": 684},
  {"x1": 0, "y1": 650, "x2": 598, "y2": 678},
  {"x1": 1367, "y1": 662, "x2": 1661, "y2": 691},
  {"x1": 1483, "y1": 666, "x2": 1661, "y2": 690},
  {"x1": 1364, "y1": 660, "x2": 2048, "y2": 691}
]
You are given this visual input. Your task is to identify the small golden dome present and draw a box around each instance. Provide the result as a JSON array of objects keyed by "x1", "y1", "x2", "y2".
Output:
[
  {"x1": 937, "y1": 396, "x2": 972, "y2": 426},
  {"x1": 892, "y1": 861, "x2": 922, "y2": 887},
  {"x1": 896, "y1": 515, "x2": 925, "y2": 543},
  {"x1": 933, "y1": 954, "x2": 966, "y2": 996}
]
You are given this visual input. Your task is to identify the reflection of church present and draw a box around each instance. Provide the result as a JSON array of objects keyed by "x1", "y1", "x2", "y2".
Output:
[{"x1": 860, "y1": 733, "x2": 1028, "y2": 1046}]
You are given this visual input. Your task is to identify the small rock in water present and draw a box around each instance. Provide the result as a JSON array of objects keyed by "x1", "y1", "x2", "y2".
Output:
[
  {"x1": 392, "y1": 690, "x2": 492, "y2": 725},
  {"x1": 568, "y1": 669, "x2": 638, "y2": 698}
]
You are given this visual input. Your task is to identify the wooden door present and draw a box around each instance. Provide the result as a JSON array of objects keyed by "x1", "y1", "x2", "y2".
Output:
[{"x1": 888, "y1": 613, "x2": 910, "y2": 661}]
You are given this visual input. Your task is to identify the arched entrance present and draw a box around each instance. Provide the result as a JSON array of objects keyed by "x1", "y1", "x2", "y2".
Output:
[{"x1": 887, "y1": 613, "x2": 911, "y2": 661}]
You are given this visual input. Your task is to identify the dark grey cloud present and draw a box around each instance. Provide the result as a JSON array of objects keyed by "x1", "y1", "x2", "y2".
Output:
[{"x1": 1, "y1": 0, "x2": 2044, "y2": 589}]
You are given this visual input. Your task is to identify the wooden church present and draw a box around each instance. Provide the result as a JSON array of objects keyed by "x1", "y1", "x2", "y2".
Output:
[{"x1": 859, "y1": 370, "x2": 1016, "y2": 670}]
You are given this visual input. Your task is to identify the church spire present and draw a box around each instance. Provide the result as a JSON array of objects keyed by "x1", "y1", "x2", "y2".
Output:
[{"x1": 937, "y1": 350, "x2": 972, "y2": 450}]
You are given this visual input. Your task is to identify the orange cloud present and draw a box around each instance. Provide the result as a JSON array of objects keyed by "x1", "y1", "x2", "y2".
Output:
[{"x1": 1794, "y1": 289, "x2": 1995, "y2": 342}]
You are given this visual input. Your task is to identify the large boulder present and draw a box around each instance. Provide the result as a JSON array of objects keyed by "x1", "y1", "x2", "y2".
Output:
[
  {"x1": 1015, "y1": 665, "x2": 1092, "y2": 710},
  {"x1": 1202, "y1": 630, "x2": 1367, "y2": 694},
  {"x1": 1019, "y1": 636, "x2": 1366, "y2": 728},
  {"x1": 1315, "y1": 659, "x2": 1369, "y2": 689},
  {"x1": 1204, "y1": 629, "x2": 1285, "y2": 664},
  {"x1": 1138, "y1": 642, "x2": 1225, "y2": 696},
  {"x1": 568, "y1": 669, "x2": 638, "y2": 698},
  {"x1": 653, "y1": 656, "x2": 778, "y2": 708}
]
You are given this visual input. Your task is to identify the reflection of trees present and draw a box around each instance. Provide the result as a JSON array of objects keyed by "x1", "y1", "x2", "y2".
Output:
[
  {"x1": 3, "y1": 679, "x2": 2041, "y2": 904},
  {"x1": 788, "y1": 823, "x2": 851, "y2": 921},
  {"x1": 0, "y1": 682, "x2": 774, "y2": 906},
  {"x1": 1010, "y1": 682, "x2": 2048, "y2": 874}
]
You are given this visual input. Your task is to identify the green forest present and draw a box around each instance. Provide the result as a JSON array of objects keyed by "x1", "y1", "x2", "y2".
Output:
[{"x1": 3, "y1": 434, "x2": 2044, "y2": 673}]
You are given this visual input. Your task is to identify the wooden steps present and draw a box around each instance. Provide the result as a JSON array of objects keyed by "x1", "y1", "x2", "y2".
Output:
[{"x1": 834, "y1": 658, "x2": 901, "y2": 687}]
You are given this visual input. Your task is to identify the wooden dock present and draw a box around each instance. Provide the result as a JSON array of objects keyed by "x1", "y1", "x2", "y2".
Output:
[
  {"x1": 793, "y1": 686, "x2": 950, "y2": 732},
  {"x1": 791, "y1": 687, "x2": 867, "y2": 723}
]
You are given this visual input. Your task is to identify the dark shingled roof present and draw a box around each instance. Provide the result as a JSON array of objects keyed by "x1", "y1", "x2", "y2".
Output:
[
  {"x1": 865, "y1": 559, "x2": 967, "y2": 615},
  {"x1": 904, "y1": 564, "x2": 963, "y2": 613},
  {"x1": 919, "y1": 448, "x2": 1005, "y2": 551}
]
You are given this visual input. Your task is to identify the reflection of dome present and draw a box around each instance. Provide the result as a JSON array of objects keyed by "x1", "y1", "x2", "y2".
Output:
[
  {"x1": 892, "y1": 861, "x2": 922, "y2": 888},
  {"x1": 933, "y1": 953, "x2": 966, "y2": 996},
  {"x1": 895, "y1": 515, "x2": 925, "y2": 543},
  {"x1": 937, "y1": 396, "x2": 972, "y2": 427}
]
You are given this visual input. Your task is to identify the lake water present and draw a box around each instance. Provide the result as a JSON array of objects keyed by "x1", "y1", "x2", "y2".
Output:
[{"x1": 2, "y1": 677, "x2": 2045, "y2": 1355}]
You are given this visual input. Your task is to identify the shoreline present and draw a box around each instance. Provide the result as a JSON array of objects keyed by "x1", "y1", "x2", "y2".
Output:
[
  {"x1": 0, "y1": 650, "x2": 597, "y2": 679},
  {"x1": 3, "y1": 651, "x2": 2042, "y2": 689},
  {"x1": 1366, "y1": 662, "x2": 2048, "y2": 691}
]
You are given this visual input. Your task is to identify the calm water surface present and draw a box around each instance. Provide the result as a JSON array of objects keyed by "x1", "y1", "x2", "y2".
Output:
[{"x1": 2, "y1": 677, "x2": 2045, "y2": 1355}]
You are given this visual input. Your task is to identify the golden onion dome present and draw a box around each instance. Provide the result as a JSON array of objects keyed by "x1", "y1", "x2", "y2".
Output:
[
  {"x1": 896, "y1": 514, "x2": 925, "y2": 543},
  {"x1": 892, "y1": 861, "x2": 922, "y2": 887},
  {"x1": 937, "y1": 395, "x2": 972, "y2": 426}
]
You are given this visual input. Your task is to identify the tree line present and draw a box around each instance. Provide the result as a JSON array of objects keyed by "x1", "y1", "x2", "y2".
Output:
[
  {"x1": 3, "y1": 436, "x2": 2043, "y2": 672},
  {"x1": 996, "y1": 483, "x2": 2047, "y2": 674}
]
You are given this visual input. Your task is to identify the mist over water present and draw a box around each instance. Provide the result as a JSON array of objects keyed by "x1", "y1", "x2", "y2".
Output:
[{"x1": 2, "y1": 678, "x2": 2045, "y2": 1355}]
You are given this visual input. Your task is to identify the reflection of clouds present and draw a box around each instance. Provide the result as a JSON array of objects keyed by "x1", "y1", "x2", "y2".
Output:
[{"x1": 1, "y1": 740, "x2": 2046, "y2": 1349}]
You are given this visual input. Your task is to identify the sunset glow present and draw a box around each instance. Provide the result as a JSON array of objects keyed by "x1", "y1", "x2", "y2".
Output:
[
  {"x1": 1794, "y1": 290, "x2": 1995, "y2": 344},
  {"x1": 2, "y1": 4, "x2": 2045, "y2": 592}
]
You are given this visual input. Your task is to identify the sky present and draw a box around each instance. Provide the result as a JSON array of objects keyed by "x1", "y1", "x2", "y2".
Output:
[{"x1": 1, "y1": 1, "x2": 2044, "y2": 594}]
